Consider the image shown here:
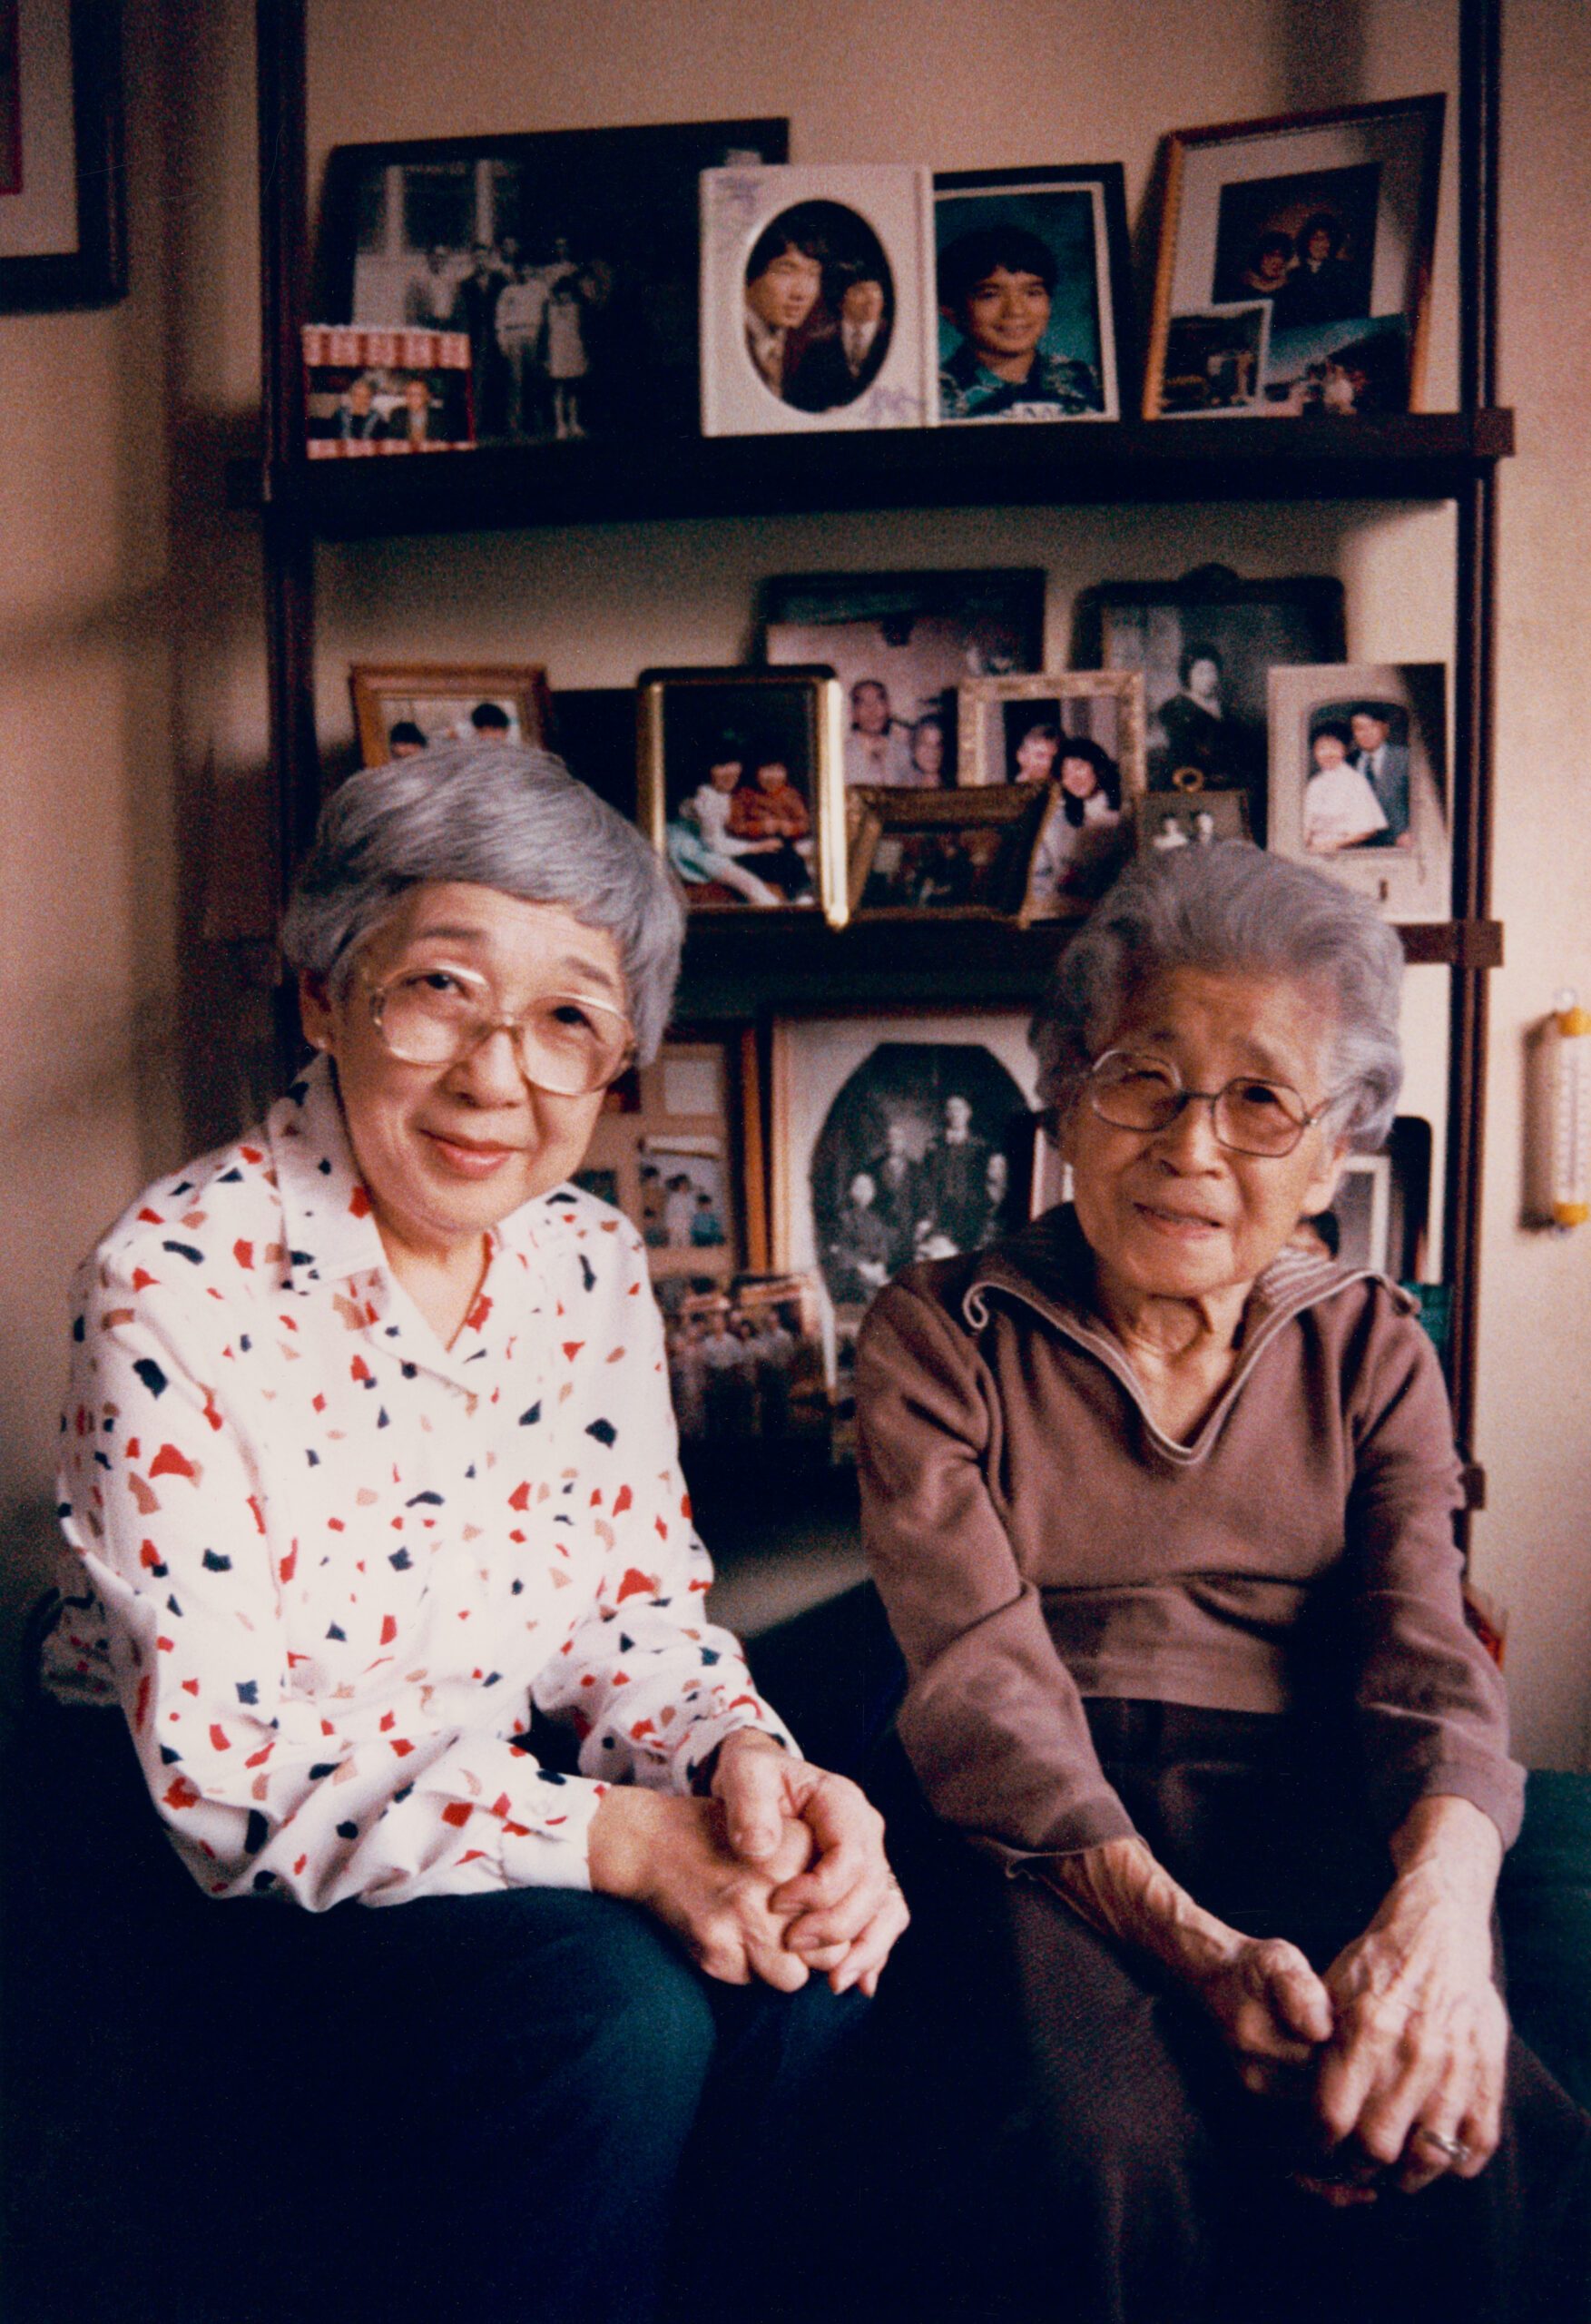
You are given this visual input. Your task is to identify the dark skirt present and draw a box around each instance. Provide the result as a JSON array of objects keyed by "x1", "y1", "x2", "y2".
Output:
[{"x1": 859, "y1": 1702, "x2": 1591, "y2": 2324}]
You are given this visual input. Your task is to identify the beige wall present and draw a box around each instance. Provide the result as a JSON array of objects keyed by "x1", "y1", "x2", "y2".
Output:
[{"x1": 2, "y1": 0, "x2": 1587, "y2": 1762}]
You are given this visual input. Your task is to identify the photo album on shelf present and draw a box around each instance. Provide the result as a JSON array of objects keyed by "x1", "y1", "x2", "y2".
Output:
[{"x1": 308, "y1": 94, "x2": 1457, "y2": 1470}]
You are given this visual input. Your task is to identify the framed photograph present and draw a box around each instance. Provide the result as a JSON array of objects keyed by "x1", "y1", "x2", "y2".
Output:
[
  {"x1": 957, "y1": 674, "x2": 1143, "y2": 818},
  {"x1": 700, "y1": 163, "x2": 935, "y2": 436},
  {"x1": 1157, "y1": 302, "x2": 1271, "y2": 416},
  {"x1": 637, "y1": 667, "x2": 849, "y2": 929},
  {"x1": 657, "y1": 1270, "x2": 831, "y2": 1455},
  {"x1": 1023, "y1": 1114, "x2": 1073, "y2": 1223},
  {"x1": 771, "y1": 1009, "x2": 1043, "y2": 1324},
  {"x1": 317, "y1": 118, "x2": 788, "y2": 446},
  {"x1": 349, "y1": 661, "x2": 552, "y2": 767},
  {"x1": 1135, "y1": 789, "x2": 1252, "y2": 855},
  {"x1": 1302, "y1": 1153, "x2": 1394, "y2": 1274},
  {"x1": 1267, "y1": 662, "x2": 1449, "y2": 921},
  {"x1": 848, "y1": 785, "x2": 1046, "y2": 919},
  {"x1": 304, "y1": 324, "x2": 474, "y2": 456},
  {"x1": 576, "y1": 1032, "x2": 762, "y2": 1288},
  {"x1": 0, "y1": 0, "x2": 125, "y2": 312},
  {"x1": 763, "y1": 567, "x2": 1046, "y2": 787},
  {"x1": 1081, "y1": 564, "x2": 1346, "y2": 843},
  {"x1": 1144, "y1": 95, "x2": 1445, "y2": 418},
  {"x1": 932, "y1": 164, "x2": 1130, "y2": 424}
]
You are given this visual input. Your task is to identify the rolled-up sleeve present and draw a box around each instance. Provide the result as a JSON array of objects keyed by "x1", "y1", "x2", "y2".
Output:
[{"x1": 856, "y1": 1279, "x2": 1135, "y2": 1864}]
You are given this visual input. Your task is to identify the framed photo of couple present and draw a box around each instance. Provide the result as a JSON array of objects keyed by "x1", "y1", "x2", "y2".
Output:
[
  {"x1": 1143, "y1": 95, "x2": 1445, "y2": 419},
  {"x1": 1267, "y1": 662, "x2": 1449, "y2": 921}
]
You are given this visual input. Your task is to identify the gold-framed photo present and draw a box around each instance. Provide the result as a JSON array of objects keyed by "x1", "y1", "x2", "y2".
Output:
[
  {"x1": 636, "y1": 665, "x2": 849, "y2": 929},
  {"x1": 349, "y1": 661, "x2": 552, "y2": 768},
  {"x1": 846, "y1": 783, "x2": 1044, "y2": 919}
]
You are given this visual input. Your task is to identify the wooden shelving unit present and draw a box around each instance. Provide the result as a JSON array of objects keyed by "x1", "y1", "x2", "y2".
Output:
[{"x1": 248, "y1": 0, "x2": 1507, "y2": 1538}]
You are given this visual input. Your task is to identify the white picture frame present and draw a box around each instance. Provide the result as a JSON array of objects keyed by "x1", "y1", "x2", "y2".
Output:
[
  {"x1": 700, "y1": 163, "x2": 936, "y2": 437},
  {"x1": 1267, "y1": 662, "x2": 1449, "y2": 922}
]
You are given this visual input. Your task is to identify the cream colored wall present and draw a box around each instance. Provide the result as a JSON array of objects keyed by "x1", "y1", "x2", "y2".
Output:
[{"x1": 2, "y1": 0, "x2": 1586, "y2": 1762}]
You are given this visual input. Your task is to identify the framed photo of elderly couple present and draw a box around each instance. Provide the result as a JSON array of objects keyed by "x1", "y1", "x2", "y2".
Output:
[{"x1": 1143, "y1": 95, "x2": 1445, "y2": 419}]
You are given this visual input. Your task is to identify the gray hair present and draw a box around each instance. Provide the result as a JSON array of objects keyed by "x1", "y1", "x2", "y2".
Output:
[
  {"x1": 1029, "y1": 844, "x2": 1404, "y2": 1151},
  {"x1": 280, "y1": 740, "x2": 684, "y2": 1061}
]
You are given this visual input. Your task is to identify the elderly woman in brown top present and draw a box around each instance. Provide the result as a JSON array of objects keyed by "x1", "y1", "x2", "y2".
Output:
[{"x1": 857, "y1": 845, "x2": 1590, "y2": 2324}]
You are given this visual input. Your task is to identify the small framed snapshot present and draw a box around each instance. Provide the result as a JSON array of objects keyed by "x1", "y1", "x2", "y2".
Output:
[
  {"x1": 349, "y1": 661, "x2": 552, "y2": 768},
  {"x1": 848, "y1": 785, "x2": 1046, "y2": 919},
  {"x1": 700, "y1": 163, "x2": 935, "y2": 436},
  {"x1": 0, "y1": 0, "x2": 126, "y2": 314},
  {"x1": 764, "y1": 567, "x2": 1046, "y2": 788},
  {"x1": 933, "y1": 164, "x2": 1130, "y2": 424},
  {"x1": 576, "y1": 1032, "x2": 761, "y2": 1290},
  {"x1": 1024, "y1": 1113, "x2": 1073, "y2": 1223},
  {"x1": 658, "y1": 1270, "x2": 831, "y2": 1456},
  {"x1": 637, "y1": 666, "x2": 848, "y2": 929},
  {"x1": 1144, "y1": 95, "x2": 1445, "y2": 419},
  {"x1": 318, "y1": 119, "x2": 788, "y2": 445},
  {"x1": 304, "y1": 324, "x2": 474, "y2": 456},
  {"x1": 1320, "y1": 1121, "x2": 1445, "y2": 1288},
  {"x1": 1267, "y1": 662, "x2": 1449, "y2": 921},
  {"x1": 1081, "y1": 564, "x2": 1346, "y2": 843},
  {"x1": 771, "y1": 1009, "x2": 1042, "y2": 1321},
  {"x1": 1135, "y1": 789, "x2": 1252, "y2": 855},
  {"x1": 958, "y1": 671, "x2": 1145, "y2": 795}
]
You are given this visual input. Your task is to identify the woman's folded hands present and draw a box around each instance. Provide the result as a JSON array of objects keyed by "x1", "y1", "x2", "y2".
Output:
[
  {"x1": 587, "y1": 1729, "x2": 908, "y2": 1996},
  {"x1": 1044, "y1": 1797, "x2": 1507, "y2": 2201}
]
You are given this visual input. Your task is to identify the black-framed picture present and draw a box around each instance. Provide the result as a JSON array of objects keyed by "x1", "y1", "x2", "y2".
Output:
[
  {"x1": 763, "y1": 567, "x2": 1046, "y2": 787},
  {"x1": 657, "y1": 1271, "x2": 831, "y2": 1455},
  {"x1": 0, "y1": 0, "x2": 125, "y2": 313},
  {"x1": 932, "y1": 164, "x2": 1131, "y2": 424},
  {"x1": 700, "y1": 162, "x2": 936, "y2": 436},
  {"x1": 1267, "y1": 661, "x2": 1449, "y2": 921},
  {"x1": 1143, "y1": 95, "x2": 1445, "y2": 419},
  {"x1": 636, "y1": 666, "x2": 849, "y2": 928},
  {"x1": 1079, "y1": 563, "x2": 1346, "y2": 844},
  {"x1": 771, "y1": 1010, "x2": 1042, "y2": 1315},
  {"x1": 317, "y1": 118, "x2": 788, "y2": 445}
]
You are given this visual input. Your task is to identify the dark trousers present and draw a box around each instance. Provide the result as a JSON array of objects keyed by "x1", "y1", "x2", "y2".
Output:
[
  {"x1": 3, "y1": 1705, "x2": 867, "y2": 2324},
  {"x1": 862, "y1": 1707, "x2": 1591, "y2": 2324}
]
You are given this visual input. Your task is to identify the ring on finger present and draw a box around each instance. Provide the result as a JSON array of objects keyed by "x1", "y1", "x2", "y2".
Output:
[{"x1": 1416, "y1": 2127, "x2": 1471, "y2": 2165}]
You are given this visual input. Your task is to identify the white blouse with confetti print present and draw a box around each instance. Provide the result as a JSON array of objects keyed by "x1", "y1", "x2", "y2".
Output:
[{"x1": 45, "y1": 1055, "x2": 792, "y2": 1908}]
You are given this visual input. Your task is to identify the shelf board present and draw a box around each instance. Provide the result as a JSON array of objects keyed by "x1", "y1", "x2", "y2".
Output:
[
  {"x1": 231, "y1": 409, "x2": 1515, "y2": 541},
  {"x1": 674, "y1": 914, "x2": 1502, "y2": 1015}
]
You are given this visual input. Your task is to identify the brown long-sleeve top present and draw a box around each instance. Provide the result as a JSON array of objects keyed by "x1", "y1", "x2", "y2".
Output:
[{"x1": 857, "y1": 1208, "x2": 1524, "y2": 1867}]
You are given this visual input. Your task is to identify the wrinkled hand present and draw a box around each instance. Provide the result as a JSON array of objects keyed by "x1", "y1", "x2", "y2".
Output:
[
  {"x1": 712, "y1": 1730, "x2": 908, "y2": 1996},
  {"x1": 587, "y1": 1783, "x2": 814, "y2": 1990},
  {"x1": 1193, "y1": 1933, "x2": 1334, "y2": 2091},
  {"x1": 1313, "y1": 1863, "x2": 1508, "y2": 2195}
]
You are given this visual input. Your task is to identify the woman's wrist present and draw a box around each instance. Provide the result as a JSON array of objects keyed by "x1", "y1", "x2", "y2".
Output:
[
  {"x1": 587, "y1": 1783, "x2": 676, "y2": 1902},
  {"x1": 1045, "y1": 1837, "x2": 1244, "y2": 1988}
]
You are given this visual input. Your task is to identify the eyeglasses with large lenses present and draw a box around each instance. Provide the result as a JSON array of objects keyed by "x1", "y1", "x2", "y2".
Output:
[
  {"x1": 1085, "y1": 1049, "x2": 1316, "y2": 1157},
  {"x1": 368, "y1": 965, "x2": 633, "y2": 1097}
]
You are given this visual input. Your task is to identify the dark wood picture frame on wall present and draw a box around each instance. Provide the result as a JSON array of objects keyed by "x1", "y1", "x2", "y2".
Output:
[{"x1": 0, "y1": 0, "x2": 127, "y2": 313}]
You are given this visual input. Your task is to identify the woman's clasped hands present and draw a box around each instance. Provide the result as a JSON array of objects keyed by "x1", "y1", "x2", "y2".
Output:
[
  {"x1": 1191, "y1": 1797, "x2": 1508, "y2": 2203},
  {"x1": 588, "y1": 1729, "x2": 908, "y2": 1997}
]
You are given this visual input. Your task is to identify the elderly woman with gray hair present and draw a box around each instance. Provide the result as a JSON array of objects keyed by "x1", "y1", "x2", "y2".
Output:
[
  {"x1": 858, "y1": 845, "x2": 1589, "y2": 2323},
  {"x1": 42, "y1": 742, "x2": 904, "y2": 2324}
]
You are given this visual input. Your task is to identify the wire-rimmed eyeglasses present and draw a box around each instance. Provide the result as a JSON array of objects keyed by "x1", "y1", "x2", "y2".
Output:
[
  {"x1": 362, "y1": 962, "x2": 634, "y2": 1098},
  {"x1": 1082, "y1": 1048, "x2": 1341, "y2": 1159}
]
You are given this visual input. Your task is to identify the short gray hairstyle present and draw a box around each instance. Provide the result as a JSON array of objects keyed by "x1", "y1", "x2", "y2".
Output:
[
  {"x1": 280, "y1": 740, "x2": 684, "y2": 1061},
  {"x1": 1029, "y1": 844, "x2": 1404, "y2": 1151}
]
